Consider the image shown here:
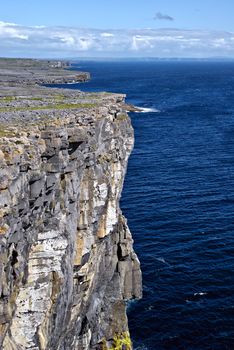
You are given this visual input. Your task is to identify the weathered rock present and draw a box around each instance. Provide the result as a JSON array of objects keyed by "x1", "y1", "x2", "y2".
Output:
[{"x1": 0, "y1": 75, "x2": 142, "y2": 349}]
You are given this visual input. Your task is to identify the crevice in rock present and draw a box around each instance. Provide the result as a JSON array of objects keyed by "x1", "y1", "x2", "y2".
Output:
[{"x1": 68, "y1": 141, "x2": 83, "y2": 155}]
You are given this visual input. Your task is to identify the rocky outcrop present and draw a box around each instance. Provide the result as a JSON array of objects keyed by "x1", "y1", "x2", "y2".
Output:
[
  {"x1": 0, "y1": 91, "x2": 142, "y2": 349},
  {"x1": 0, "y1": 58, "x2": 90, "y2": 85}
]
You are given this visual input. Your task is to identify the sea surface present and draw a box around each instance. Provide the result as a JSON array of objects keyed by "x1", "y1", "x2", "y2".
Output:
[{"x1": 56, "y1": 61, "x2": 234, "y2": 349}]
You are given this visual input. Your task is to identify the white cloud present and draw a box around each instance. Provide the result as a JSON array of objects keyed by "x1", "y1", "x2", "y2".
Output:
[
  {"x1": 0, "y1": 21, "x2": 17, "y2": 26},
  {"x1": 0, "y1": 21, "x2": 234, "y2": 58},
  {"x1": 101, "y1": 32, "x2": 114, "y2": 37},
  {"x1": 0, "y1": 21, "x2": 29, "y2": 40}
]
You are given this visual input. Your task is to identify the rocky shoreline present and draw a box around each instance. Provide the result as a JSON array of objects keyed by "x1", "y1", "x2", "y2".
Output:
[{"x1": 0, "y1": 58, "x2": 142, "y2": 349}]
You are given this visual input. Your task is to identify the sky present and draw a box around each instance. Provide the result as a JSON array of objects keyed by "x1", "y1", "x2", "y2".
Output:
[{"x1": 1, "y1": 0, "x2": 234, "y2": 58}]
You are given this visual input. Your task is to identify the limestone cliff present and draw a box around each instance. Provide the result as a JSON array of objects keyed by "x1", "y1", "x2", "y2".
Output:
[{"x1": 0, "y1": 74, "x2": 142, "y2": 349}]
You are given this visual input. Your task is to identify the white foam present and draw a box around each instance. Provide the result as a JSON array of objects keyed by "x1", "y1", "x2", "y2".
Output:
[
  {"x1": 194, "y1": 292, "x2": 208, "y2": 296},
  {"x1": 135, "y1": 107, "x2": 160, "y2": 113},
  {"x1": 66, "y1": 81, "x2": 80, "y2": 85}
]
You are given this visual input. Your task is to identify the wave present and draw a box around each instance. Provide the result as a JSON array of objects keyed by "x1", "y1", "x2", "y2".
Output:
[
  {"x1": 66, "y1": 82, "x2": 80, "y2": 85},
  {"x1": 194, "y1": 292, "x2": 208, "y2": 296},
  {"x1": 136, "y1": 107, "x2": 161, "y2": 113},
  {"x1": 186, "y1": 292, "x2": 208, "y2": 302}
]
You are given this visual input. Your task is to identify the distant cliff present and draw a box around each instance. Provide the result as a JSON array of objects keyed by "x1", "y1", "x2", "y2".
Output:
[
  {"x1": 0, "y1": 58, "x2": 90, "y2": 85},
  {"x1": 0, "y1": 59, "x2": 142, "y2": 349}
]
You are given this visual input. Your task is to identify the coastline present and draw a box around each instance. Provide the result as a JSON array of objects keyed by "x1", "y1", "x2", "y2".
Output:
[{"x1": 0, "y1": 58, "x2": 142, "y2": 349}]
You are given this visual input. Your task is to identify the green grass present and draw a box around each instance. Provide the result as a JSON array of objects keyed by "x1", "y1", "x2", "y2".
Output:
[
  {"x1": 0, "y1": 96, "x2": 17, "y2": 102},
  {"x1": 0, "y1": 95, "x2": 72, "y2": 103},
  {"x1": 28, "y1": 97, "x2": 44, "y2": 101},
  {"x1": 0, "y1": 102, "x2": 97, "y2": 113},
  {"x1": 0, "y1": 96, "x2": 44, "y2": 102}
]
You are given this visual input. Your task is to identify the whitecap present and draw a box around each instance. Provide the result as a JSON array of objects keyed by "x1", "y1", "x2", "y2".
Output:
[
  {"x1": 194, "y1": 292, "x2": 208, "y2": 296},
  {"x1": 66, "y1": 81, "x2": 81, "y2": 85},
  {"x1": 135, "y1": 107, "x2": 160, "y2": 113}
]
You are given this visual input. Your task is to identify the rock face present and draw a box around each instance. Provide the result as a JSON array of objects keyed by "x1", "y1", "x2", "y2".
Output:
[{"x1": 0, "y1": 94, "x2": 142, "y2": 349}]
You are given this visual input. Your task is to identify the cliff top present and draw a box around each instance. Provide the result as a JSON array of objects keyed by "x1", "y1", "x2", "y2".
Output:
[{"x1": 0, "y1": 58, "x2": 127, "y2": 137}]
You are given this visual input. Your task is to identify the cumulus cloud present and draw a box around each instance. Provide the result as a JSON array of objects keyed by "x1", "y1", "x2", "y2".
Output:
[
  {"x1": 153, "y1": 12, "x2": 174, "y2": 21},
  {"x1": 0, "y1": 21, "x2": 234, "y2": 58}
]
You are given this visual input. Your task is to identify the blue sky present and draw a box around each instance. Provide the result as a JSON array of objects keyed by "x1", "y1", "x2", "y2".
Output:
[{"x1": 1, "y1": 0, "x2": 234, "y2": 58}]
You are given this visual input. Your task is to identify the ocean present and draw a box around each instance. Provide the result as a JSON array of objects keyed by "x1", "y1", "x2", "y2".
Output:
[{"x1": 55, "y1": 61, "x2": 234, "y2": 350}]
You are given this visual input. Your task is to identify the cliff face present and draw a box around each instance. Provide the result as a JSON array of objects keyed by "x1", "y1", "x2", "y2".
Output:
[{"x1": 0, "y1": 94, "x2": 142, "y2": 349}]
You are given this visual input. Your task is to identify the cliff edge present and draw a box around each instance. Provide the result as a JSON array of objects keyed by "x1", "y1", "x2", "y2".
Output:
[{"x1": 0, "y1": 59, "x2": 142, "y2": 349}]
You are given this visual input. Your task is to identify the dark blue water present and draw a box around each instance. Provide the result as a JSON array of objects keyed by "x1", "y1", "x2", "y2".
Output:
[{"x1": 57, "y1": 61, "x2": 234, "y2": 349}]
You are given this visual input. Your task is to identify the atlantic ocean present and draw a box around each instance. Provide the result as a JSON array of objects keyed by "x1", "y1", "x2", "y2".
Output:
[{"x1": 54, "y1": 60, "x2": 234, "y2": 350}]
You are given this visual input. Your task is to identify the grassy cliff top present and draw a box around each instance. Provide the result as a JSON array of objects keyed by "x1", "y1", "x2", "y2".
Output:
[{"x1": 0, "y1": 58, "x2": 126, "y2": 131}]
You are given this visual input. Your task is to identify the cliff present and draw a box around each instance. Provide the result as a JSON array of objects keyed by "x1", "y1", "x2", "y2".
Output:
[
  {"x1": 0, "y1": 59, "x2": 142, "y2": 349},
  {"x1": 0, "y1": 58, "x2": 90, "y2": 85}
]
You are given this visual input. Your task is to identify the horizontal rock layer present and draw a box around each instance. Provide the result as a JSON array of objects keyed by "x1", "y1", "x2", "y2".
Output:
[{"x1": 0, "y1": 93, "x2": 142, "y2": 349}]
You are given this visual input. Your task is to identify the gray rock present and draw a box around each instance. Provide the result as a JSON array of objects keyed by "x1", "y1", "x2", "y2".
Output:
[{"x1": 0, "y1": 58, "x2": 142, "y2": 350}]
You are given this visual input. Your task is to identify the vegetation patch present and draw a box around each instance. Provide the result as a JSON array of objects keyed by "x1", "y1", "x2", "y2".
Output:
[
  {"x1": 28, "y1": 97, "x2": 44, "y2": 101},
  {"x1": 100, "y1": 332, "x2": 132, "y2": 350},
  {"x1": 116, "y1": 113, "x2": 128, "y2": 122},
  {"x1": 111, "y1": 332, "x2": 132, "y2": 350},
  {"x1": 0, "y1": 102, "x2": 97, "y2": 113},
  {"x1": 0, "y1": 96, "x2": 43, "y2": 101},
  {"x1": 0, "y1": 96, "x2": 17, "y2": 102}
]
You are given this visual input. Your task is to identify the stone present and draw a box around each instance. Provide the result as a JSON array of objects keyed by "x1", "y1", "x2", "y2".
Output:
[{"x1": 0, "y1": 58, "x2": 142, "y2": 350}]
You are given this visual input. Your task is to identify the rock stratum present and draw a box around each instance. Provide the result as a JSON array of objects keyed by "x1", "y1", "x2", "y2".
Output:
[{"x1": 0, "y1": 59, "x2": 142, "y2": 349}]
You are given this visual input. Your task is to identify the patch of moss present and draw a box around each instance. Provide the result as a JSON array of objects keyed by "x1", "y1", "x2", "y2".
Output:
[
  {"x1": 100, "y1": 332, "x2": 132, "y2": 350},
  {"x1": 111, "y1": 332, "x2": 132, "y2": 350}
]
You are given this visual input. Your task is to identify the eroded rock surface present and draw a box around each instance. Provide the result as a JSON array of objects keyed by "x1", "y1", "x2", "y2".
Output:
[{"x1": 0, "y1": 62, "x2": 142, "y2": 349}]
